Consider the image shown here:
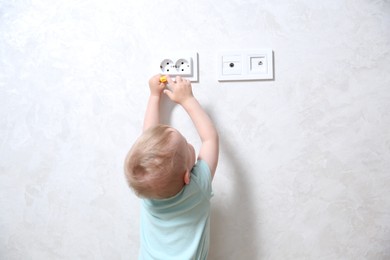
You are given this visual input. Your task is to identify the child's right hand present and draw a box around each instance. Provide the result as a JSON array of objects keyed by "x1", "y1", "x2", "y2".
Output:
[{"x1": 164, "y1": 76, "x2": 194, "y2": 104}]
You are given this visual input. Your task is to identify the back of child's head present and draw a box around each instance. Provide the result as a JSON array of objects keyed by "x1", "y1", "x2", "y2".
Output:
[{"x1": 124, "y1": 124, "x2": 187, "y2": 199}]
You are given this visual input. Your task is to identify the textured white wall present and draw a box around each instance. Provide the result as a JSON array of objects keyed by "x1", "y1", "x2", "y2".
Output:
[{"x1": 1, "y1": 0, "x2": 389, "y2": 259}]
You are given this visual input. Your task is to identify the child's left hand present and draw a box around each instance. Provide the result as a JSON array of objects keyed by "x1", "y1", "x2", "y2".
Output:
[{"x1": 148, "y1": 74, "x2": 166, "y2": 97}]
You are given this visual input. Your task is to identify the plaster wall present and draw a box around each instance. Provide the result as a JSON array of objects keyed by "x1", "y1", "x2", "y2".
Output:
[{"x1": 1, "y1": 0, "x2": 390, "y2": 259}]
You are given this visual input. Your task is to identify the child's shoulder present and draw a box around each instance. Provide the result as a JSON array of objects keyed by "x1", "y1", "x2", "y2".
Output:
[{"x1": 189, "y1": 160, "x2": 213, "y2": 196}]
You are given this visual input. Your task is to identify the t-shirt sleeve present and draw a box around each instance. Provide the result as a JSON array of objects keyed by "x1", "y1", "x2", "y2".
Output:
[{"x1": 191, "y1": 160, "x2": 213, "y2": 199}]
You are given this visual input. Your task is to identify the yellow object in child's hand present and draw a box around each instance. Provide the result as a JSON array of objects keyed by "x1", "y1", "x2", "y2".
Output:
[{"x1": 160, "y1": 76, "x2": 167, "y2": 83}]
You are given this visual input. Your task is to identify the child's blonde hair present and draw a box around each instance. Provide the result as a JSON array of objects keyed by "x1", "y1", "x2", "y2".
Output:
[{"x1": 124, "y1": 125, "x2": 187, "y2": 199}]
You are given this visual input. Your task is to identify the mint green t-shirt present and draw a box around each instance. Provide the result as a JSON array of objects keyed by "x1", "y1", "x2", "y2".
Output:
[{"x1": 139, "y1": 160, "x2": 213, "y2": 260}]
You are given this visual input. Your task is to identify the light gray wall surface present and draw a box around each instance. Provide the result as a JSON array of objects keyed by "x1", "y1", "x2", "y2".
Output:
[{"x1": 1, "y1": 0, "x2": 389, "y2": 259}]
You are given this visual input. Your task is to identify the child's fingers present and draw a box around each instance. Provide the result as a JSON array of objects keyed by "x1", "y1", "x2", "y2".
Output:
[
  {"x1": 167, "y1": 75, "x2": 175, "y2": 86},
  {"x1": 176, "y1": 76, "x2": 183, "y2": 82},
  {"x1": 163, "y1": 89, "x2": 173, "y2": 100}
]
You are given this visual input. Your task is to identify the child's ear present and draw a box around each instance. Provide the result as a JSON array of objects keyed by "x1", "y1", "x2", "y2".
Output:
[{"x1": 184, "y1": 170, "x2": 191, "y2": 185}]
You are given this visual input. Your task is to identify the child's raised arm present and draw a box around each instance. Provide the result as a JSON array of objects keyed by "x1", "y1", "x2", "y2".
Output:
[
  {"x1": 143, "y1": 74, "x2": 167, "y2": 131},
  {"x1": 164, "y1": 76, "x2": 219, "y2": 179}
]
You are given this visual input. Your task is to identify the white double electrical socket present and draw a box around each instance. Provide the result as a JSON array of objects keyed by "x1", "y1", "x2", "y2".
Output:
[
  {"x1": 157, "y1": 52, "x2": 198, "y2": 82},
  {"x1": 218, "y1": 49, "x2": 274, "y2": 81}
]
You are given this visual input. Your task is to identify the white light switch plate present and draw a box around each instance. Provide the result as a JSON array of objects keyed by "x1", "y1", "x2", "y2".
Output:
[{"x1": 218, "y1": 49, "x2": 274, "y2": 81}]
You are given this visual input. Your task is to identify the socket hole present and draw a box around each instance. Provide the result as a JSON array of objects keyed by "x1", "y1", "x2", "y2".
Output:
[{"x1": 229, "y1": 63, "x2": 235, "y2": 68}]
